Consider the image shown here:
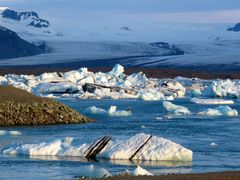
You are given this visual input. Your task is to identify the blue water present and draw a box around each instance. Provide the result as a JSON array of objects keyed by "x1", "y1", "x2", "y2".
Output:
[{"x1": 0, "y1": 98, "x2": 240, "y2": 180}]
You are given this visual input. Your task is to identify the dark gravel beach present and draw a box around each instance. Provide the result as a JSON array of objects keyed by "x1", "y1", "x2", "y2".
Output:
[{"x1": 89, "y1": 171, "x2": 240, "y2": 180}]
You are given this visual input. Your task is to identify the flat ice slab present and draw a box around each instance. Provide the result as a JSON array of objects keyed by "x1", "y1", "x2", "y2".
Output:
[
  {"x1": 2, "y1": 133, "x2": 192, "y2": 162},
  {"x1": 198, "y1": 105, "x2": 238, "y2": 116},
  {"x1": 191, "y1": 98, "x2": 234, "y2": 105}
]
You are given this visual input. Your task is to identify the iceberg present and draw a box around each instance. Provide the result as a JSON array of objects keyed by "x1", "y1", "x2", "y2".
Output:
[
  {"x1": 139, "y1": 89, "x2": 165, "y2": 101},
  {"x1": 191, "y1": 98, "x2": 234, "y2": 105},
  {"x1": 85, "y1": 106, "x2": 132, "y2": 117},
  {"x1": 163, "y1": 101, "x2": 191, "y2": 115},
  {"x1": 108, "y1": 106, "x2": 132, "y2": 117},
  {"x1": 131, "y1": 165, "x2": 153, "y2": 176},
  {"x1": 0, "y1": 130, "x2": 22, "y2": 136},
  {"x1": 34, "y1": 82, "x2": 79, "y2": 94},
  {"x1": 109, "y1": 64, "x2": 124, "y2": 78},
  {"x1": 2, "y1": 133, "x2": 192, "y2": 162},
  {"x1": 98, "y1": 133, "x2": 193, "y2": 161},
  {"x1": 78, "y1": 165, "x2": 110, "y2": 178},
  {"x1": 85, "y1": 106, "x2": 107, "y2": 115},
  {"x1": 203, "y1": 79, "x2": 240, "y2": 98},
  {"x1": 1, "y1": 64, "x2": 239, "y2": 101},
  {"x1": 198, "y1": 105, "x2": 238, "y2": 116}
]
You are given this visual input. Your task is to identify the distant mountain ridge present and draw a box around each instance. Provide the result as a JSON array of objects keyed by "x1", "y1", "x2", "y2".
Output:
[
  {"x1": 227, "y1": 23, "x2": 240, "y2": 32},
  {"x1": 0, "y1": 7, "x2": 51, "y2": 35},
  {"x1": 0, "y1": 26, "x2": 44, "y2": 59}
]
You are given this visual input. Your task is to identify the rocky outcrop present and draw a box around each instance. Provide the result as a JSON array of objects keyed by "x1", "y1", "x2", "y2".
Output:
[
  {"x1": 0, "y1": 26, "x2": 44, "y2": 59},
  {"x1": 227, "y1": 23, "x2": 240, "y2": 32},
  {"x1": 0, "y1": 86, "x2": 92, "y2": 126}
]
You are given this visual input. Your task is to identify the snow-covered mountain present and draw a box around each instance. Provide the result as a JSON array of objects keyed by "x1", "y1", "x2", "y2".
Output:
[
  {"x1": 0, "y1": 7, "x2": 52, "y2": 36},
  {"x1": 0, "y1": 7, "x2": 240, "y2": 70},
  {"x1": 227, "y1": 23, "x2": 240, "y2": 32}
]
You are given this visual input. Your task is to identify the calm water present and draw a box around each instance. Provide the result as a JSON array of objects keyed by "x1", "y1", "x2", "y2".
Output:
[{"x1": 0, "y1": 98, "x2": 240, "y2": 179}]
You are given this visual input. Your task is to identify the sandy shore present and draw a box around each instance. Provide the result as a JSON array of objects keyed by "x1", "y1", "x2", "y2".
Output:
[
  {"x1": 86, "y1": 171, "x2": 240, "y2": 180},
  {"x1": 0, "y1": 66, "x2": 240, "y2": 79}
]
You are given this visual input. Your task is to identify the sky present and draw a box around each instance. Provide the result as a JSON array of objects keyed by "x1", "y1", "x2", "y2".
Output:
[{"x1": 0, "y1": 0, "x2": 240, "y2": 24}]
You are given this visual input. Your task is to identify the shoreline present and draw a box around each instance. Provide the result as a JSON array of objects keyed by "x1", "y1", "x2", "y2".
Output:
[
  {"x1": 92, "y1": 171, "x2": 240, "y2": 180},
  {"x1": 0, "y1": 66, "x2": 240, "y2": 79}
]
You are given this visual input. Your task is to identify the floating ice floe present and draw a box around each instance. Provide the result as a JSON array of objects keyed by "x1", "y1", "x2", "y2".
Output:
[
  {"x1": 85, "y1": 106, "x2": 132, "y2": 117},
  {"x1": 85, "y1": 106, "x2": 107, "y2": 115},
  {"x1": 0, "y1": 130, "x2": 22, "y2": 136},
  {"x1": 78, "y1": 165, "x2": 110, "y2": 178},
  {"x1": 197, "y1": 105, "x2": 238, "y2": 116},
  {"x1": 131, "y1": 165, "x2": 153, "y2": 176},
  {"x1": 2, "y1": 133, "x2": 192, "y2": 162},
  {"x1": 163, "y1": 101, "x2": 191, "y2": 115},
  {"x1": 190, "y1": 98, "x2": 234, "y2": 105}
]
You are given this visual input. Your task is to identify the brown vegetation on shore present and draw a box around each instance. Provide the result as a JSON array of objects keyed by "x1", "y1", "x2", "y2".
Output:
[{"x1": 0, "y1": 86, "x2": 92, "y2": 126}]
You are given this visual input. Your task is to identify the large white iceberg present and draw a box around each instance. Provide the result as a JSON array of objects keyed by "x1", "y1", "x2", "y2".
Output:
[
  {"x1": 197, "y1": 105, "x2": 238, "y2": 116},
  {"x1": 163, "y1": 101, "x2": 191, "y2": 115},
  {"x1": 98, "y1": 133, "x2": 192, "y2": 161},
  {"x1": 2, "y1": 133, "x2": 192, "y2": 162}
]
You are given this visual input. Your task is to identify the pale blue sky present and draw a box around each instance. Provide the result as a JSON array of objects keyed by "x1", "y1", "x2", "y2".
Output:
[{"x1": 1, "y1": 0, "x2": 240, "y2": 24}]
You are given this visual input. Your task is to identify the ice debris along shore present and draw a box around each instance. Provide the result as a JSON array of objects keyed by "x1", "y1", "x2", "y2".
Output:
[
  {"x1": 85, "y1": 106, "x2": 132, "y2": 117},
  {"x1": 2, "y1": 133, "x2": 192, "y2": 162},
  {"x1": 1, "y1": 64, "x2": 239, "y2": 100},
  {"x1": 77, "y1": 165, "x2": 153, "y2": 178}
]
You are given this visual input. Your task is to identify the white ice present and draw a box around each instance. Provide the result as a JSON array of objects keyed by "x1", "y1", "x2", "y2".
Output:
[
  {"x1": 78, "y1": 165, "x2": 110, "y2": 178},
  {"x1": 163, "y1": 101, "x2": 191, "y2": 115},
  {"x1": 191, "y1": 98, "x2": 234, "y2": 105},
  {"x1": 0, "y1": 130, "x2": 22, "y2": 136},
  {"x1": 198, "y1": 105, "x2": 238, "y2": 117},
  {"x1": 131, "y1": 165, "x2": 153, "y2": 176},
  {"x1": 2, "y1": 133, "x2": 192, "y2": 162},
  {"x1": 85, "y1": 106, "x2": 132, "y2": 117}
]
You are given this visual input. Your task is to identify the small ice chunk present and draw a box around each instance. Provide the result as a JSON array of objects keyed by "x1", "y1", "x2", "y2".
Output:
[
  {"x1": 198, "y1": 106, "x2": 238, "y2": 116},
  {"x1": 78, "y1": 165, "x2": 110, "y2": 178},
  {"x1": 210, "y1": 142, "x2": 218, "y2": 146},
  {"x1": 85, "y1": 106, "x2": 132, "y2": 117},
  {"x1": 139, "y1": 89, "x2": 165, "y2": 101},
  {"x1": 163, "y1": 101, "x2": 191, "y2": 115},
  {"x1": 132, "y1": 165, "x2": 153, "y2": 176},
  {"x1": 85, "y1": 106, "x2": 107, "y2": 115},
  {"x1": 108, "y1": 106, "x2": 132, "y2": 117},
  {"x1": 9, "y1": 131, "x2": 22, "y2": 136},
  {"x1": 0, "y1": 130, "x2": 7, "y2": 136},
  {"x1": 156, "y1": 117, "x2": 163, "y2": 120},
  {"x1": 191, "y1": 98, "x2": 234, "y2": 105},
  {"x1": 0, "y1": 130, "x2": 22, "y2": 136}
]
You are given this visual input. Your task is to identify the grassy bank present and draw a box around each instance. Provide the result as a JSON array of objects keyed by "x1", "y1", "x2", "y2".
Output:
[{"x1": 0, "y1": 86, "x2": 92, "y2": 126}]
